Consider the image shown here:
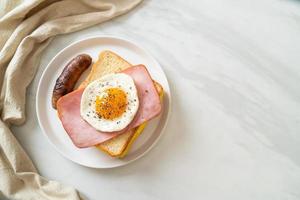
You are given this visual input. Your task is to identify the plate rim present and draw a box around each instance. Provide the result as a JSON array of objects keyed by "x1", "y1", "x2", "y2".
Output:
[{"x1": 36, "y1": 35, "x2": 172, "y2": 169}]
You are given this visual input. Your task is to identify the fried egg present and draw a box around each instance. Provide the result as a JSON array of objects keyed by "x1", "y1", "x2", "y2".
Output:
[{"x1": 80, "y1": 73, "x2": 139, "y2": 132}]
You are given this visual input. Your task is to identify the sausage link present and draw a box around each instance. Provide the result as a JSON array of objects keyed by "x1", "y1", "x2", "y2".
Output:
[{"x1": 52, "y1": 54, "x2": 92, "y2": 109}]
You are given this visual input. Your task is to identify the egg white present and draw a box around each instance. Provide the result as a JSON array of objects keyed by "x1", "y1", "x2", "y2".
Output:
[{"x1": 80, "y1": 73, "x2": 139, "y2": 132}]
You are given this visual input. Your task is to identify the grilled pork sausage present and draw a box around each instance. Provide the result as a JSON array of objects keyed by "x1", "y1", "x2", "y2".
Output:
[{"x1": 52, "y1": 54, "x2": 92, "y2": 109}]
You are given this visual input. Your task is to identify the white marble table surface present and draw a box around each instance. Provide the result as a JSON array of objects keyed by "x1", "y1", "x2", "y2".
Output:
[{"x1": 12, "y1": 0, "x2": 300, "y2": 199}]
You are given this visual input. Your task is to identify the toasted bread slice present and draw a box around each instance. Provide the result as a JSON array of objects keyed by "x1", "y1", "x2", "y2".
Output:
[
  {"x1": 79, "y1": 50, "x2": 131, "y2": 89},
  {"x1": 79, "y1": 50, "x2": 163, "y2": 157},
  {"x1": 96, "y1": 128, "x2": 137, "y2": 157}
]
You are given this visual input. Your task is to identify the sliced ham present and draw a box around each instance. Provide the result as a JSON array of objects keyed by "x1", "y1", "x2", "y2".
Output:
[{"x1": 57, "y1": 65, "x2": 162, "y2": 148}]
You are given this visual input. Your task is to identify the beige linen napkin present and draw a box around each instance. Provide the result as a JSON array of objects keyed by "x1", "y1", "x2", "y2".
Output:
[{"x1": 0, "y1": 0, "x2": 142, "y2": 199}]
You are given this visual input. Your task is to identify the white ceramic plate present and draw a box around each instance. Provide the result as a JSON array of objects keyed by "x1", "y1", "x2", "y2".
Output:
[{"x1": 36, "y1": 36, "x2": 171, "y2": 168}]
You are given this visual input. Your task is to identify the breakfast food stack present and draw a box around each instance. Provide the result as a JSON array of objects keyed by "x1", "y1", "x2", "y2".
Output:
[{"x1": 52, "y1": 51, "x2": 163, "y2": 157}]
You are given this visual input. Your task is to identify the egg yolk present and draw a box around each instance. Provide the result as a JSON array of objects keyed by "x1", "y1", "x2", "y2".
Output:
[{"x1": 95, "y1": 88, "x2": 127, "y2": 120}]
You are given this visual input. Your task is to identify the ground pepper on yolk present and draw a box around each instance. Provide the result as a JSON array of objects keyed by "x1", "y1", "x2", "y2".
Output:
[{"x1": 95, "y1": 88, "x2": 127, "y2": 120}]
